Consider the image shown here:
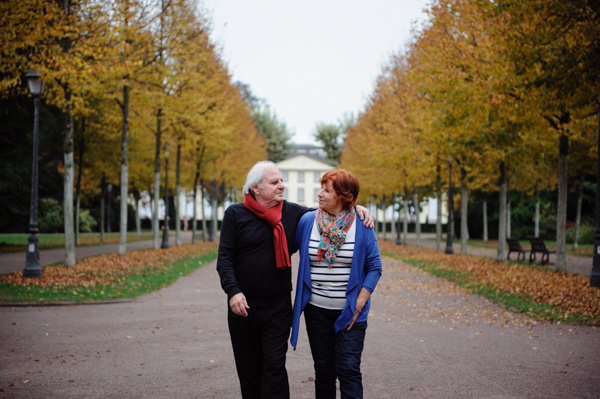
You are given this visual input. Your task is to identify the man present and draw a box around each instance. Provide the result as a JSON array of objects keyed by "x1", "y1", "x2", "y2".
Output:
[{"x1": 217, "y1": 161, "x2": 372, "y2": 399}]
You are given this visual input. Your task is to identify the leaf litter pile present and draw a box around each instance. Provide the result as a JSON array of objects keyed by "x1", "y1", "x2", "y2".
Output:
[
  {"x1": 0, "y1": 241, "x2": 217, "y2": 292},
  {"x1": 379, "y1": 240, "x2": 600, "y2": 324}
]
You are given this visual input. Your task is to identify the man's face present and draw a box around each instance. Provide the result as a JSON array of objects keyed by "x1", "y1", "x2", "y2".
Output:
[{"x1": 254, "y1": 166, "x2": 285, "y2": 208}]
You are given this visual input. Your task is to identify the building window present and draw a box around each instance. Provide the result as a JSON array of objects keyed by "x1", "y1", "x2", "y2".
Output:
[
  {"x1": 298, "y1": 188, "x2": 304, "y2": 202},
  {"x1": 284, "y1": 189, "x2": 288, "y2": 200},
  {"x1": 314, "y1": 188, "x2": 319, "y2": 202},
  {"x1": 298, "y1": 171, "x2": 305, "y2": 183},
  {"x1": 314, "y1": 171, "x2": 321, "y2": 183},
  {"x1": 282, "y1": 171, "x2": 288, "y2": 182}
]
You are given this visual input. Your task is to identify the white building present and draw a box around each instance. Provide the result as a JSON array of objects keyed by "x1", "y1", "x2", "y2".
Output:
[
  {"x1": 137, "y1": 189, "x2": 226, "y2": 227},
  {"x1": 277, "y1": 153, "x2": 334, "y2": 209},
  {"x1": 277, "y1": 151, "x2": 448, "y2": 227}
]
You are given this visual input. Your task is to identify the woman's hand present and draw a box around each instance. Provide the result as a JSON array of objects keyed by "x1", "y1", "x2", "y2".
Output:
[
  {"x1": 347, "y1": 288, "x2": 372, "y2": 330},
  {"x1": 230, "y1": 293, "x2": 249, "y2": 317},
  {"x1": 355, "y1": 205, "x2": 374, "y2": 229}
]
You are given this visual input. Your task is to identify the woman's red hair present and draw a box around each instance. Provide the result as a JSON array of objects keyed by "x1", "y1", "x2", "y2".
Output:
[{"x1": 320, "y1": 169, "x2": 360, "y2": 210}]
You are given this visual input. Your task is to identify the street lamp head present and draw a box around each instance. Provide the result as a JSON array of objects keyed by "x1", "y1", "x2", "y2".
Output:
[{"x1": 24, "y1": 69, "x2": 45, "y2": 96}]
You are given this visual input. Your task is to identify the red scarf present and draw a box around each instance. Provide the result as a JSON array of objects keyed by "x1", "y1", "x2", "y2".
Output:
[{"x1": 243, "y1": 193, "x2": 290, "y2": 269}]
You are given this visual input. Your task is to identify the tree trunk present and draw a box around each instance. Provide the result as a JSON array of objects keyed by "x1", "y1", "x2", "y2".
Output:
[
  {"x1": 390, "y1": 198, "x2": 396, "y2": 240},
  {"x1": 100, "y1": 173, "x2": 105, "y2": 243},
  {"x1": 75, "y1": 123, "x2": 84, "y2": 246},
  {"x1": 132, "y1": 198, "x2": 141, "y2": 237},
  {"x1": 56, "y1": 0, "x2": 75, "y2": 266},
  {"x1": 445, "y1": 158, "x2": 454, "y2": 254},
  {"x1": 497, "y1": 161, "x2": 507, "y2": 261},
  {"x1": 394, "y1": 194, "x2": 402, "y2": 245},
  {"x1": 556, "y1": 134, "x2": 568, "y2": 271},
  {"x1": 118, "y1": 84, "x2": 129, "y2": 256},
  {"x1": 192, "y1": 147, "x2": 203, "y2": 244},
  {"x1": 201, "y1": 184, "x2": 208, "y2": 241},
  {"x1": 63, "y1": 104, "x2": 76, "y2": 267},
  {"x1": 132, "y1": 186, "x2": 141, "y2": 237},
  {"x1": 460, "y1": 166, "x2": 468, "y2": 254},
  {"x1": 175, "y1": 143, "x2": 182, "y2": 246},
  {"x1": 211, "y1": 195, "x2": 218, "y2": 241},
  {"x1": 483, "y1": 200, "x2": 488, "y2": 242},
  {"x1": 192, "y1": 183, "x2": 198, "y2": 244},
  {"x1": 573, "y1": 178, "x2": 583, "y2": 250},
  {"x1": 75, "y1": 196, "x2": 80, "y2": 245},
  {"x1": 590, "y1": 100, "x2": 600, "y2": 287},
  {"x1": 436, "y1": 160, "x2": 442, "y2": 251},
  {"x1": 535, "y1": 185, "x2": 540, "y2": 237},
  {"x1": 191, "y1": 145, "x2": 205, "y2": 243},
  {"x1": 381, "y1": 198, "x2": 387, "y2": 241},
  {"x1": 507, "y1": 188, "x2": 512, "y2": 239},
  {"x1": 403, "y1": 189, "x2": 409, "y2": 246},
  {"x1": 152, "y1": 109, "x2": 162, "y2": 249},
  {"x1": 413, "y1": 190, "x2": 421, "y2": 247}
]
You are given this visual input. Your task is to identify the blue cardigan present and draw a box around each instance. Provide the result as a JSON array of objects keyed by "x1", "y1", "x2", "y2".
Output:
[{"x1": 290, "y1": 210, "x2": 382, "y2": 349}]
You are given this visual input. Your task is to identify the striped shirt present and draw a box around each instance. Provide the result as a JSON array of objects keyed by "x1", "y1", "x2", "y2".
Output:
[{"x1": 308, "y1": 218, "x2": 356, "y2": 310}]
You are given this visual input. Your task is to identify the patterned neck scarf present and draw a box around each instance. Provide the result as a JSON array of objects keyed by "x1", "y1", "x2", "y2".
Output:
[{"x1": 316, "y1": 208, "x2": 355, "y2": 268}]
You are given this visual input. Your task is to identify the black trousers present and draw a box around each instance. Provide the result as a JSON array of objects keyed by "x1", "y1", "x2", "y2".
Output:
[{"x1": 227, "y1": 298, "x2": 292, "y2": 399}]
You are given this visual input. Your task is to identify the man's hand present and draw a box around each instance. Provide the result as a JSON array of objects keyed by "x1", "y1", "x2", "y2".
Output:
[
  {"x1": 347, "y1": 288, "x2": 371, "y2": 330},
  {"x1": 230, "y1": 293, "x2": 249, "y2": 317},
  {"x1": 355, "y1": 205, "x2": 374, "y2": 229}
]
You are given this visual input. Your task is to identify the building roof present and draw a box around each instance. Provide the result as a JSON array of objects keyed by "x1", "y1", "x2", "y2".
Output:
[
  {"x1": 289, "y1": 143, "x2": 330, "y2": 162},
  {"x1": 277, "y1": 153, "x2": 335, "y2": 170}
]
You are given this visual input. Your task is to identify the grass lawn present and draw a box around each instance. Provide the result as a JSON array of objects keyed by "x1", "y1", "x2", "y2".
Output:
[{"x1": 0, "y1": 241, "x2": 217, "y2": 304}]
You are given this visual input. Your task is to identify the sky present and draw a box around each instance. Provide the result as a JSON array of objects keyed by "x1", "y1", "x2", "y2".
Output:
[{"x1": 203, "y1": 0, "x2": 430, "y2": 145}]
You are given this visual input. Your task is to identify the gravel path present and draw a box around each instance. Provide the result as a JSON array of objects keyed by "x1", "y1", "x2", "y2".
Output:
[{"x1": 1, "y1": 254, "x2": 599, "y2": 398}]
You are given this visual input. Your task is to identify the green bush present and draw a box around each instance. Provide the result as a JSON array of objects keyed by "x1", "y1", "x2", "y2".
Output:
[
  {"x1": 37, "y1": 200, "x2": 98, "y2": 234},
  {"x1": 567, "y1": 225, "x2": 595, "y2": 245},
  {"x1": 39, "y1": 198, "x2": 63, "y2": 233},
  {"x1": 79, "y1": 209, "x2": 97, "y2": 233}
]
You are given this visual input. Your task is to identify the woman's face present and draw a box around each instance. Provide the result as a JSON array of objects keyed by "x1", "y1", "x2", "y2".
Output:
[{"x1": 318, "y1": 181, "x2": 343, "y2": 215}]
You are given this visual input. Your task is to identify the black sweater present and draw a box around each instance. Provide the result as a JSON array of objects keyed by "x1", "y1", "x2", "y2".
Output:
[{"x1": 216, "y1": 200, "x2": 308, "y2": 306}]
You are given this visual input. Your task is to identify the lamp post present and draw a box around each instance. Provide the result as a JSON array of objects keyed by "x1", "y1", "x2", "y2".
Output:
[
  {"x1": 161, "y1": 143, "x2": 171, "y2": 249},
  {"x1": 591, "y1": 100, "x2": 600, "y2": 287},
  {"x1": 23, "y1": 70, "x2": 45, "y2": 278}
]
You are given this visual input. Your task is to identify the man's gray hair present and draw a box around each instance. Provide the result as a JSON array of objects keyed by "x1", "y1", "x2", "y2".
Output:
[{"x1": 243, "y1": 161, "x2": 278, "y2": 194}]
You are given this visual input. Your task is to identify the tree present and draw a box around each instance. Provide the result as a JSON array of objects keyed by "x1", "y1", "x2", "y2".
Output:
[
  {"x1": 314, "y1": 122, "x2": 343, "y2": 164},
  {"x1": 0, "y1": 0, "x2": 267, "y2": 253},
  {"x1": 2, "y1": 0, "x2": 117, "y2": 265},
  {"x1": 251, "y1": 105, "x2": 292, "y2": 162},
  {"x1": 498, "y1": 0, "x2": 600, "y2": 270}
]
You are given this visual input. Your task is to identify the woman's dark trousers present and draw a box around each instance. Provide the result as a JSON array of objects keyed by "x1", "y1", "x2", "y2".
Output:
[{"x1": 304, "y1": 303, "x2": 367, "y2": 399}]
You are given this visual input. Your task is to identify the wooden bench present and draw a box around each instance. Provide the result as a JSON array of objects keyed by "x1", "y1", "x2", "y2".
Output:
[
  {"x1": 528, "y1": 237, "x2": 556, "y2": 265},
  {"x1": 506, "y1": 238, "x2": 528, "y2": 261}
]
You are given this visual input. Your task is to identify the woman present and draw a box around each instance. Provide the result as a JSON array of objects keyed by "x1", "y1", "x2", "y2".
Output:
[{"x1": 290, "y1": 169, "x2": 382, "y2": 399}]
